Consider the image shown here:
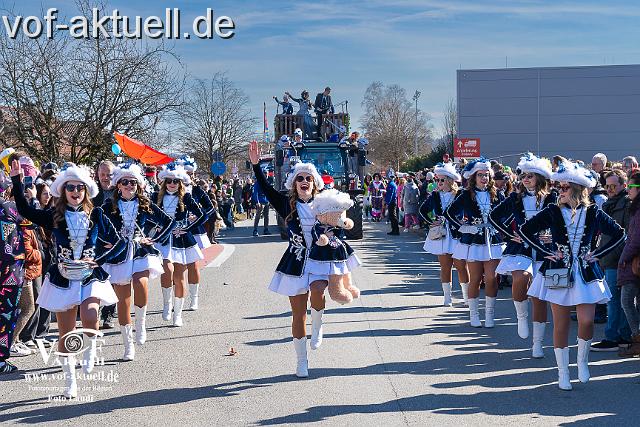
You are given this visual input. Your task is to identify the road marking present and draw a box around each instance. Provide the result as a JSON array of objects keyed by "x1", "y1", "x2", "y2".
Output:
[{"x1": 205, "y1": 244, "x2": 235, "y2": 268}]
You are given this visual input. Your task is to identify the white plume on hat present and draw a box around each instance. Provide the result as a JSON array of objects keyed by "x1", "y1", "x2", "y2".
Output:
[
  {"x1": 434, "y1": 162, "x2": 461, "y2": 181},
  {"x1": 111, "y1": 163, "x2": 145, "y2": 187},
  {"x1": 312, "y1": 189, "x2": 354, "y2": 215},
  {"x1": 294, "y1": 128, "x2": 303, "y2": 137},
  {"x1": 462, "y1": 157, "x2": 493, "y2": 180},
  {"x1": 517, "y1": 153, "x2": 552, "y2": 179},
  {"x1": 552, "y1": 160, "x2": 597, "y2": 188},
  {"x1": 284, "y1": 162, "x2": 323, "y2": 190},
  {"x1": 158, "y1": 163, "x2": 191, "y2": 185},
  {"x1": 177, "y1": 155, "x2": 197, "y2": 172},
  {"x1": 50, "y1": 164, "x2": 99, "y2": 198}
]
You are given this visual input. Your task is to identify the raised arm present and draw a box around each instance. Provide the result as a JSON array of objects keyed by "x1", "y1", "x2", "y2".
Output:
[
  {"x1": 249, "y1": 140, "x2": 288, "y2": 217},
  {"x1": 10, "y1": 173, "x2": 54, "y2": 229}
]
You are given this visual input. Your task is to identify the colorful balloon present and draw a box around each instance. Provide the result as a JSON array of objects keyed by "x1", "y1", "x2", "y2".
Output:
[{"x1": 111, "y1": 143, "x2": 121, "y2": 155}]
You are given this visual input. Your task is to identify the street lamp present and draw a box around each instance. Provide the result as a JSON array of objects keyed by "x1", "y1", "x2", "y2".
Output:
[{"x1": 412, "y1": 90, "x2": 421, "y2": 155}]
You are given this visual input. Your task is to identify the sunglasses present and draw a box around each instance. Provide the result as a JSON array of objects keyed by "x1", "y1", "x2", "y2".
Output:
[
  {"x1": 295, "y1": 175, "x2": 314, "y2": 183},
  {"x1": 436, "y1": 178, "x2": 448, "y2": 183},
  {"x1": 605, "y1": 184, "x2": 619, "y2": 190},
  {"x1": 65, "y1": 183, "x2": 86, "y2": 193},
  {"x1": 520, "y1": 173, "x2": 535, "y2": 180},
  {"x1": 119, "y1": 179, "x2": 138, "y2": 187},
  {"x1": 558, "y1": 185, "x2": 572, "y2": 192},
  {"x1": 476, "y1": 173, "x2": 490, "y2": 178},
  {"x1": 628, "y1": 184, "x2": 640, "y2": 188},
  {"x1": 165, "y1": 178, "x2": 181, "y2": 185}
]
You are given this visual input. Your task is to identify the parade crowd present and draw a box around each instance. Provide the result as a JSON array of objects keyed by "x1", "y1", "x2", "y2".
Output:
[{"x1": 2, "y1": 143, "x2": 640, "y2": 398}]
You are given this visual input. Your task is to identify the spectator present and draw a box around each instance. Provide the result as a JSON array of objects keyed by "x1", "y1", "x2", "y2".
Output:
[
  {"x1": 622, "y1": 156, "x2": 638, "y2": 176},
  {"x1": 402, "y1": 175, "x2": 420, "y2": 231},
  {"x1": 385, "y1": 175, "x2": 399, "y2": 235},
  {"x1": 591, "y1": 153, "x2": 607, "y2": 174},
  {"x1": 252, "y1": 176, "x2": 271, "y2": 237},
  {"x1": 592, "y1": 170, "x2": 632, "y2": 352}
]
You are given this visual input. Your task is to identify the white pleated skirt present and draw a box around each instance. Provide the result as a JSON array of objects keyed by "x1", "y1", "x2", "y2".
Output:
[
  {"x1": 527, "y1": 268, "x2": 612, "y2": 306},
  {"x1": 306, "y1": 253, "x2": 362, "y2": 276},
  {"x1": 423, "y1": 233, "x2": 458, "y2": 255},
  {"x1": 496, "y1": 256, "x2": 544, "y2": 276},
  {"x1": 194, "y1": 232, "x2": 212, "y2": 250},
  {"x1": 102, "y1": 243, "x2": 164, "y2": 284},
  {"x1": 268, "y1": 263, "x2": 330, "y2": 297},
  {"x1": 452, "y1": 242, "x2": 505, "y2": 262},
  {"x1": 36, "y1": 275, "x2": 118, "y2": 313},
  {"x1": 155, "y1": 237, "x2": 204, "y2": 265}
]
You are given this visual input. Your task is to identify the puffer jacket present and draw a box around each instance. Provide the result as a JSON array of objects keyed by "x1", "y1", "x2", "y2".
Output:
[
  {"x1": 22, "y1": 224, "x2": 42, "y2": 281},
  {"x1": 618, "y1": 206, "x2": 640, "y2": 286}
]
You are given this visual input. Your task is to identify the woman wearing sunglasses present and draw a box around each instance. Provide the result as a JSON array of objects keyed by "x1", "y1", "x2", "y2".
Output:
[
  {"x1": 420, "y1": 162, "x2": 469, "y2": 307},
  {"x1": 152, "y1": 163, "x2": 206, "y2": 327},
  {"x1": 489, "y1": 154, "x2": 556, "y2": 357},
  {"x1": 178, "y1": 156, "x2": 215, "y2": 311},
  {"x1": 248, "y1": 141, "x2": 333, "y2": 378},
  {"x1": 9, "y1": 161, "x2": 125, "y2": 398},
  {"x1": 101, "y1": 164, "x2": 174, "y2": 361},
  {"x1": 445, "y1": 158, "x2": 505, "y2": 328},
  {"x1": 519, "y1": 160, "x2": 625, "y2": 390}
]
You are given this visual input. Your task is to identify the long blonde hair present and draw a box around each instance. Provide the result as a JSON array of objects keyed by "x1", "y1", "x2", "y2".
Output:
[
  {"x1": 561, "y1": 183, "x2": 591, "y2": 223},
  {"x1": 158, "y1": 179, "x2": 185, "y2": 211},
  {"x1": 285, "y1": 181, "x2": 319, "y2": 224},
  {"x1": 53, "y1": 185, "x2": 94, "y2": 227}
]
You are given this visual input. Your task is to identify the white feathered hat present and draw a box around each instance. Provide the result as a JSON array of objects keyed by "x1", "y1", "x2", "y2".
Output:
[
  {"x1": 50, "y1": 164, "x2": 99, "y2": 198},
  {"x1": 462, "y1": 157, "x2": 493, "y2": 180},
  {"x1": 111, "y1": 163, "x2": 145, "y2": 187},
  {"x1": 312, "y1": 188, "x2": 354, "y2": 215},
  {"x1": 434, "y1": 162, "x2": 461, "y2": 181},
  {"x1": 551, "y1": 160, "x2": 597, "y2": 188},
  {"x1": 284, "y1": 162, "x2": 323, "y2": 190},
  {"x1": 158, "y1": 162, "x2": 191, "y2": 185},
  {"x1": 177, "y1": 155, "x2": 197, "y2": 172},
  {"x1": 517, "y1": 153, "x2": 552, "y2": 179}
]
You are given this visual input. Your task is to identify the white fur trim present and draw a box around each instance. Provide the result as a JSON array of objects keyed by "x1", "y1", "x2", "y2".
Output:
[
  {"x1": 551, "y1": 160, "x2": 597, "y2": 188},
  {"x1": 284, "y1": 162, "x2": 323, "y2": 190},
  {"x1": 111, "y1": 164, "x2": 145, "y2": 187},
  {"x1": 158, "y1": 164, "x2": 191, "y2": 185},
  {"x1": 517, "y1": 153, "x2": 552, "y2": 179},
  {"x1": 177, "y1": 155, "x2": 197, "y2": 172},
  {"x1": 434, "y1": 162, "x2": 461, "y2": 181},
  {"x1": 312, "y1": 189, "x2": 354, "y2": 214},
  {"x1": 462, "y1": 159, "x2": 493, "y2": 180},
  {"x1": 50, "y1": 165, "x2": 99, "y2": 198}
]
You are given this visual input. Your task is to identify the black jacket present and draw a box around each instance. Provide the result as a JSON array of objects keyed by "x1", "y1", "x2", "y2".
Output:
[{"x1": 314, "y1": 93, "x2": 334, "y2": 115}]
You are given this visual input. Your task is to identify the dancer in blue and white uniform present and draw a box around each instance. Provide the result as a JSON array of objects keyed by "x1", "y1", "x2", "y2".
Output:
[
  {"x1": 420, "y1": 162, "x2": 469, "y2": 306},
  {"x1": 102, "y1": 163, "x2": 174, "y2": 361},
  {"x1": 489, "y1": 153, "x2": 556, "y2": 357},
  {"x1": 152, "y1": 163, "x2": 206, "y2": 327}
]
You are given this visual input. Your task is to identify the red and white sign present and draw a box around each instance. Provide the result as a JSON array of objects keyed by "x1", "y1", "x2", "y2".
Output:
[{"x1": 454, "y1": 138, "x2": 481, "y2": 159}]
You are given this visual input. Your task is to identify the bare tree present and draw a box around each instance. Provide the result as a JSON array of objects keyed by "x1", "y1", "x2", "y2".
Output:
[
  {"x1": 179, "y1": 73, "x2": 256, "y2": 176},
  {"x1": 361, "y1": 82, "x2": 432, "y2": 171},
  {"x1": 442, "y1": 97, "x2": 457, "y2": 155},
  {"x1": 0, "y1": 0, "x2": 185, "y2": 165}
]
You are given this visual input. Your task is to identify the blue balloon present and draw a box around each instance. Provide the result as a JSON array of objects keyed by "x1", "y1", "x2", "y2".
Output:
[{"x1": 111, "y1": 143, "x2": 121, "y2": 155}]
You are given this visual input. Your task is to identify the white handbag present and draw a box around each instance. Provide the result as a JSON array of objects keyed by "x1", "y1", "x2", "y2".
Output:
[
  {"x1": 428, "y1": 224, "x2": 447, "y2": 240},
  {"x1": 543, "y1": 209, "x2": 583, "y2": 290}
]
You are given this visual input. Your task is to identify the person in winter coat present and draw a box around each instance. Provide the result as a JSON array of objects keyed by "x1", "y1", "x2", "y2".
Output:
[
  {"x1": 402, "y1": 176, "x2": 420, "y2": 231},
  {"x1": 618, "y1": 173, "x2": 640, "y2": 356}
]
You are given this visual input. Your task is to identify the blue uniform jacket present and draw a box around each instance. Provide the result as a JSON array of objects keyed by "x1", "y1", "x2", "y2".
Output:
[{"x1": 444, "y1": 188, "x2": 505, "y2": 246}]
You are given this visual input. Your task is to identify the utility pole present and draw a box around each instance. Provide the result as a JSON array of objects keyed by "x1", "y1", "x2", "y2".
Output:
[{"x1": 412, "y1": 90, "x2": 421, "y2": 156}]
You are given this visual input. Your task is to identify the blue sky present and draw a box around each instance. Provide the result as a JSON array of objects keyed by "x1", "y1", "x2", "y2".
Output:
[{"x1": 11, "y1": 0, "x2": 640, "y2": 136}]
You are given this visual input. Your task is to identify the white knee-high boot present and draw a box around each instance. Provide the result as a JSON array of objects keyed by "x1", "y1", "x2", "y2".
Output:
[
  {"x1": 120, "y1": 324, "x2": 135, "y2": 361},
  {"x1": 61, "y1": 354, "x2": 78, "y2": 398},
  {"x1": 134, "y1": 305, "x2": 147, "y2": 345},
  {"x1": 310, "y1": 309, "x2": 324, "y2": 350},
  {"x1": 513, "y1": 300, "x2": 529, "y2": 339},
  {"x1": 293, "y1": 337, "x2": 309, "y2": 378},
  {"x1": 442, "y1": 282, "x2": 452, "y2": 307},
  {"x1": 189, "y1": 283, "x2": 199, "y2": 311},
  {"x1": 460, "y1": 283, "x2": 469, "y2": 305},
  {"x1": 468, "y1": 298, "x2": 481, "y2": 327},
  {"x1": 554, "y1": 347, "x2": 572, "y2": 390},
  {"x1": 161, "y1": 287, "x2": 173, "y2": 321},
  {"x1": 484, "y1": 296, "x2": 496, "y2": 328},
  {"x1": 173, "y1": 297, "x2": 184, "y2": 327},
  {"x1": 577, "y1": 338, "x2": 592, "y2": 383},
  {"x1": 532, "y1": 322, "x2": 546, "y2": 358},
  {"x1": 82, "y1": 334, "x2": 97, "y2": 374}
]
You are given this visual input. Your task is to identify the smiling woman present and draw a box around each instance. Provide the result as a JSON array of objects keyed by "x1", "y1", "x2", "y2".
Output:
[{"x1": 9, "y1": 160, "x2": 126, "y2": 399}]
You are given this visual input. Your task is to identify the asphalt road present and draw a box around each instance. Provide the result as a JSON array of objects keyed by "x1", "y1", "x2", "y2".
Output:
[{"x1": 2, "y1": 215, "x2": 638, "y2": 426}]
